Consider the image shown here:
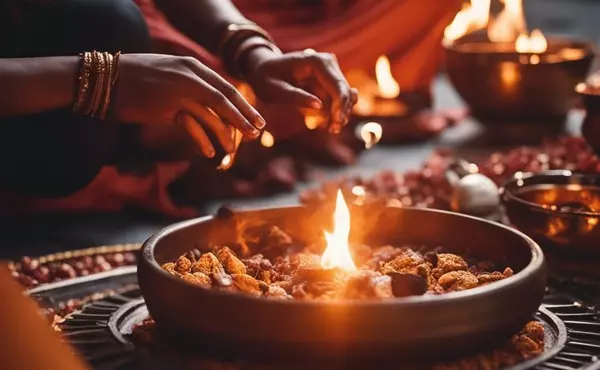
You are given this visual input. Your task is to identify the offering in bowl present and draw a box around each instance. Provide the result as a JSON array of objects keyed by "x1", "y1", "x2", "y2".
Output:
[
  {"x1": 138, "y1": 203, "x2": 545, "y2": 364},
  {"x1": 501, "y1": 170, "x2": 600, "y2": 255}
]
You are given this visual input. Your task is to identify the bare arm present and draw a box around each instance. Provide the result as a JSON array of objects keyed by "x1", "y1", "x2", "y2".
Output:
[
  {"x1": 154, "y1": 0, "x2": 248, "y2": 54},
  {"x1": 0, "y1": 57, "x2": 78, "y2": 118}
]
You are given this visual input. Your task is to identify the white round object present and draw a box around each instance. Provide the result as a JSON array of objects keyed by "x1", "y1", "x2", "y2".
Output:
[{"x1": 451, "y1": 173, "x2": 500, "y2": 217}]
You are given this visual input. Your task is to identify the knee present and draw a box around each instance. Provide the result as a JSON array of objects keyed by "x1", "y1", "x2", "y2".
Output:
[
  {"x1": 0, "y1": 112, "x2": 118, "y2": 198},
  {"x1": 60, "y1": 0, "x2": 152, "y2": 53},
  {"x1": 14, "y1": 0, "x2": 151, "y2": 57}
]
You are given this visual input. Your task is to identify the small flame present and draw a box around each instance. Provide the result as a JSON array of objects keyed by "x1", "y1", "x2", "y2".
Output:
[
  {"x1": 515, "y1": 29, "x2": 547, "y2": 54},
  {"x1": 260, "y1": 130, "x2": 275, "y2": 147},
  {"x1": 321, "y1": 190, "x2": 357, "y2": 271},
  {"x1": 216, "y1": 126, "x2": 243, "y2": 171},
  {"x1": 219, "y1": 154, "x2": 232, "y2": 168},
  {"x1": 375, "y1": 55, "x2": 400, "y2": 99},
  {"x1": 357, "y1": 122, "x2": 383, "y2": 149},
  {"x1": 488, "y1": 0, "x2": 526, "y2": 42},
  {"x1": 305, "y1": 115, "x2": 324, "y2": 130},
  {"x1": 444, "y1": 0, "x2": 490, "y2": 42}
]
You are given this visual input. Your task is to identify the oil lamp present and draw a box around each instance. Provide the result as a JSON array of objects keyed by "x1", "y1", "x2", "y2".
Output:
[
  {"x1": 443, "y1": 0, "x2": 594, "y2": 123},
  {"x1": 352, "y1": 55, "x2": 407, "y2": 120}
]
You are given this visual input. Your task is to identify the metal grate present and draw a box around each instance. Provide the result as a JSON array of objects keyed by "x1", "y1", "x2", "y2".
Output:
[{"x1": 31, "y1": 273, "x2": 600, "y2": 370}]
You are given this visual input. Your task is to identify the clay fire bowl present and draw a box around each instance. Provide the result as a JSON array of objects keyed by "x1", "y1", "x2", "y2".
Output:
[
  {"x1": 138, "y1": 206, "x2": 546, "y2": 364},
  {"x1": 501, "y1": 170, "x2": 600, "y2": 256},
  {"x1": 444, "y1": 35, "x2": 594, "y2": 124}
]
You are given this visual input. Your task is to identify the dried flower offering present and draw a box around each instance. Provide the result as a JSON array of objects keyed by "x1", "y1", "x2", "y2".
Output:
[{"x1": 161, "y1": 224, "x2": 513, "y2": 301}]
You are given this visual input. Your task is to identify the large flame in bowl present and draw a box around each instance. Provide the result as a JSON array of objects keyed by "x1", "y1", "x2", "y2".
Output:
[
  {"x1": 444, "y1": 0, "x2": 490, "y2": 42},
  {"x1": 321, "y1": 190, "x2": 357, "y2": 271},
  {"x1": 444, "y1": 0, "x2": 547, "y2": 54}
]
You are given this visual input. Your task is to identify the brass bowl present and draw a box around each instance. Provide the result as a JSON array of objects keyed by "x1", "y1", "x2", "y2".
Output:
[
  {"x1": 501, "y1": 170, "x2": 600, "y2": 255},
  {"x1": 577, "y1": 78, "x2": 600, "y2": 154},
  {"x1": 138, "y1": 206, "x2": 546, "y2": 364},
  {"x1": 444, "y1": 35, "x2": 594, "y2": 123}
]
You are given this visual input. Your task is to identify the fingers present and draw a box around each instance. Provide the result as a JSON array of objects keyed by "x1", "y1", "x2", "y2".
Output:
[
  {"x1": 351, "y1": 88, "x2": 359, "y2": 104},
  {"x1": 306, "y1": 53, "x2": 353, "y2": 133},
  {"x1": 185, "y1": 58, "x2": 264, "y2": 138},
  {"x1": 264, "y1": 79, "x2": 323, "y2": 110},
  {"x1": 178, "y1": 111, "x2": 219, "y2": 158}
]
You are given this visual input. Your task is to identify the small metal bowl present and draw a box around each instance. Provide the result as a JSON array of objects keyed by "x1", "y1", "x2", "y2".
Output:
[
  {"x1": 501, "y1": 170, "x2": 600, "y2": 255},
  {"x1": 577, "y1": 77, "x2": 600, "y2": 154},
  {"x1": 444, "y1": 35, "x2": 594, "y2": 123},
  {"x1": 138, "y1": 206, "x2": 546, "y2": 364}
]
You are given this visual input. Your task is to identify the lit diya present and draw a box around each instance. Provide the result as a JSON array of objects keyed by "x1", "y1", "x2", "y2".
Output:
[
  {"x1": 138, "y1": 194, "x2": 545, "y2": 362},
  {"x1": 443, "y1": 0, "x2": 594, "y2": 123}
]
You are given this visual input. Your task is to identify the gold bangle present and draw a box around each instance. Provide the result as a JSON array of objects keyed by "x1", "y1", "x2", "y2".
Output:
[
  {"x1": 112, "y1": 51, "x2": 121, "y2": 86},
  {"x1": 73, "y1": 51, "x2": 121, "y2": 119},
  {"x1": 72, "y1": 52, "x2": 91, "y2": 113},
  {"x1": 217, "y1": 23, "x2": 275, "y2": 59},
  {"x1": 231, "y1": 37, "x2": 283, "y2": 78},
  {"x1": 88, "y1": 51, "x2": 106, "y2": 117},
  {"x1": 99, "y1": 52, "x2": 113, "y2": 119},
  {"x1": 84, "y1": 51, "x2": 99, "y2": 116}
]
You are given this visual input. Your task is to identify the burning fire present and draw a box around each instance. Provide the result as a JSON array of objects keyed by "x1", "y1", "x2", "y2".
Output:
[
  {"x1": 305, "y1": 114, "x2": 324, "y2": 130},
  {"x1": 444, "y1": 0, "x2": 547, "y2": 54},
  {"x1": 444, "y1": 0, "x2": 490, "y2": 42},
  {"x1": 260, "y1": 130, "x2": 275, "y2": 147},
  {"x1": 357, "y1": 121, "x2": 383, "y2": 149},
  {"x1": 321, "y1": 190, "x2": 357, "y2": 271},
  {"x1": 515, "y1": 29, "x2": 547, "y2": 54},
  {"x1": 375, "y1": 55, "x2": 400, "y2": 99},
  {"x1": 217, "y1": 126, "x2": 243, "y2": 170}
]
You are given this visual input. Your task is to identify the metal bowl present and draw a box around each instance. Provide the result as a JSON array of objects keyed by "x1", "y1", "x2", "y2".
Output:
[
  {"x1": 577, "y1": 80, "x2": 600, "y2": 154},
  {"x1": 501, "y1": 170, "x2": 600, "y2": 255},
  {"x1": 444, "y1": 35, "x2": 594, "y2": 123},
  {"x1": 138, "y1": 206, "x2": 546, "y2": 364}
]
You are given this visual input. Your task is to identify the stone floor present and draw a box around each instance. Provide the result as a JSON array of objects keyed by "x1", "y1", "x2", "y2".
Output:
[{"x1": 1, "y1": 1, "x2": 599, "y2": 259}]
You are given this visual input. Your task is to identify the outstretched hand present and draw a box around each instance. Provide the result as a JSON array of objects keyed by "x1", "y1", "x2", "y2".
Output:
[{"x1": 245, "y1": 50, "x2": 358, "y2": 134}]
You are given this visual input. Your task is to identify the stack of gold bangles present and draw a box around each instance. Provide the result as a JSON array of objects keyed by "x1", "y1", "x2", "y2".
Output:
[{"x1": 72, "y1": 50, "x2": 121, "y2": 119}]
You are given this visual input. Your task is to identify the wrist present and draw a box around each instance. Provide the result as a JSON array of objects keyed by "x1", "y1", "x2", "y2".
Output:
[{"x1": 237, "y1": 36, "x2": 281, "y2": 79}]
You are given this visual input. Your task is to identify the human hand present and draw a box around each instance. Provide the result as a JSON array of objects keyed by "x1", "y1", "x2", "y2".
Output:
[
  {"x1": 244, "y1": 49, "x2": 358, "y2": 134},
  {"x1": 112, "y1": 54, "x2": 265, "y2": 158}
]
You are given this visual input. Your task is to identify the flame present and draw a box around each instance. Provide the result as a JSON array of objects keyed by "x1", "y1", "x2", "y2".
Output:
[
  {"x1": 515, "y1": 29, "x2": 547, "y2": 54},
  {"x1": 445, "y1": 0, "x2": 548, "y2": 55},
  {"x1": 260, "y1": 130, "x2": 275, "y2": 147},
  {"x1": 375, "y1": 55, "x2": 400, "y2": 99},
  {"x1": 488, "y1": 0, "x2": 525, "y2": 42},
  {"x1": 305, "y1": 115, "x2": 324, "y2": 130},
  {"x1": 444, "y1": 0, "x2": 490, "y2": 42},
  {"x1": 321, "y1": 190, "x2": 357, "y2": 271},
  {"x1": 219, "y1": 154, "x2": 232, "y2": 169},
  {"x1": 357, "y1": 122, "x2": 383, "y2": 149}
]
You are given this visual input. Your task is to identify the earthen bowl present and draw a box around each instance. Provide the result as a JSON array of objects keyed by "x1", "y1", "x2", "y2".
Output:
[
  {"x1": 444, "y1": 34, "x2": 594, "y2": 123},
  {"x1": 501, "y1": 170, "x2": 600, "y2": 255},
  {"x1": 138, "y1": 206, "x2": 546, "y2": 364}
]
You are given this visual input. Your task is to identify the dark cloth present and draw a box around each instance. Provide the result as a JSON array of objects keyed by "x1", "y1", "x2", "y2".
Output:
[{"x1": 0, "y1": 0, "x2": 151, "y2": 197}]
